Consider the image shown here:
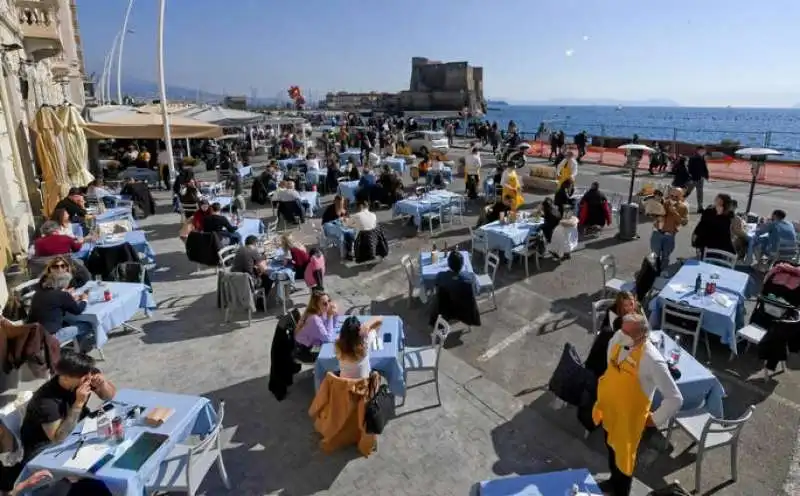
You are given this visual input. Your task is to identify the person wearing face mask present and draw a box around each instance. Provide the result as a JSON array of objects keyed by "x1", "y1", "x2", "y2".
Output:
[{"x1": 592, "y1": 314, "x2": 683, "y2": 496}]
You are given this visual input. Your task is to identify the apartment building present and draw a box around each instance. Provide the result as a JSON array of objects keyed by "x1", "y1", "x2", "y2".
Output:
[{"x1": 0, "y1": 0, "x2": 86, "y2": 304}]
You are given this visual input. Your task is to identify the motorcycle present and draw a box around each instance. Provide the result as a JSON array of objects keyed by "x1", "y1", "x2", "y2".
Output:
[{"x1": 495, "y1": 142, "x2": 531, "y2": 169}]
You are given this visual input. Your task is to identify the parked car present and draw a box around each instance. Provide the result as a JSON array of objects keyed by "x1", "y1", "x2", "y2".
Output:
[{"x1": 404, "y1": 130, "x2": 449, "y2": 156}]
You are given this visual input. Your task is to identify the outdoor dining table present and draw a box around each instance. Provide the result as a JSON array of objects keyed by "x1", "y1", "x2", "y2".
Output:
[
  {"x1": 75, "y1": 230, "x2": 156, "y2": 264},
  {"x1": 207, "y1": 195, "x2": 233, "y2": 211},
  {"x1": 17, "y1": 389, "x2": 218, "y2": 496},
  {"x1": 277, "y1": 157, "x2": 304, "y2": 170},
  {"x1": 381, "y1": 157, "x2": 406, "y2": 174},
  {"x1": 419, "y1": 250, "x2": 477, "y2": 293},
  {"x1": 119, "y1": 167, "x2": 158, "y2": 185},
  {"x1": 95, "y1": 207, "x2": 135, "y2": 225},
  {"x1": 339, "y1": 148, "x2": 362, "y2": 166},
  {"x1": 64, "y1": 281, "x2": 156, "y2": 349},
  {"x1": 322, "y1": 220, "x2": 355, "y2": 258},
  {"x1": 234, "y1": 218, "x2": 263, "y2": 243},
  {"x1": 393, "y1": 190, "x2": 462, "y2": 228},
  {"x1": 305, "y1": 168, "x2": 325, "y2": 185},
  {"x1": 650, "y1": 331, "x2": 725, "y2": 417},
  {"x1": 298, "y1": 191, "x2": 321, "y2": 216},
  {"x1": 337, "y1": 180, "x2": 360, "y2": 203},
  {"x1": 648, "y1": 260, "x2": 750, "y2": 354},
  {"x1": 237, "y1": 165, "x2": 252, "y2": 178},
  {"x1": 479, "y1": 219, "x2": 544, "y2": 265},
  {"x1": 478, "y1": 468, "x2": 601, "y2": 496},
  {"x1": 425, "y1": 164, "x2": 453, "y2": 184},
  {"x1": 314, "y1": 315, "x2": 406, "y2": 397}
]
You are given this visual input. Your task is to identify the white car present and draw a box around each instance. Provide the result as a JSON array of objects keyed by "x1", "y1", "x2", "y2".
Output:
[{"x1": 404, "y1": 130, "x2": 449, "y2": 156}]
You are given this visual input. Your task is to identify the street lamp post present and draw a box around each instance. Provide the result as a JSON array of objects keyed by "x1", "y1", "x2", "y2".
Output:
[
  {"x1": 157, "y1": 0, "x2": 176, "y2": 181},
  {"x1": 116, "y1": 0, "x2": 135, "y2": 104},
  {"x1": 100, "y1": 31, "x2": 121, "y2": 104}
]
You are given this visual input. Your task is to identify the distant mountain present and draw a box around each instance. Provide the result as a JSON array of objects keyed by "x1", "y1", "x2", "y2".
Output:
[
  {"x1": 793, "y1": 103, "x2": 800, "y2": 108},
  {"x1": 112, "y1": 77, "x2": 283, "y2": 107},
  {"x1": 498, "y1": 98, "x2": 681, "y2": 107},
  {"x1": 486, "y1": 100, "x2": 509, "y2": 106}
]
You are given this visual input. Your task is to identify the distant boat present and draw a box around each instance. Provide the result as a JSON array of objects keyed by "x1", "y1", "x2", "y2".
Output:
[{"x1": 616, "y1": 105, "x2": 623, "y2": 111}]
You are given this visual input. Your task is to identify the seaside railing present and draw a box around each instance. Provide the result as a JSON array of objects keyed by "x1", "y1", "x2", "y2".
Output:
[{"x1": 455, "y1": 122, "x2": 800, "y2": 188}]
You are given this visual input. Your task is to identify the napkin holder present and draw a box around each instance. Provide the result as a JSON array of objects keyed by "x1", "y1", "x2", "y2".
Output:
[{"x1": 144, "y1": 407, "x2": 174, "y2": 427}]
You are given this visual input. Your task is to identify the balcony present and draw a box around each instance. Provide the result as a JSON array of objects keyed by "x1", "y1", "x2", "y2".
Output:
[
  {"x1": 50, "y1": 54, "x2": 77, "y2": 78},
  {"x1": 16, "y1": 0, "x2": 62, "y2": 61}
]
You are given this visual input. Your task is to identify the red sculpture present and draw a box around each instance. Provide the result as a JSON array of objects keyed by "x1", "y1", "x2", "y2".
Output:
[{"x1": 287, "y1": 86, "x2": 306, "y2": 109}]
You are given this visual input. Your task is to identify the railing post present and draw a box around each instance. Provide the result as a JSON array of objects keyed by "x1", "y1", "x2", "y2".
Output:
[
  {"x1": 763, "y1": 131, "x2": 771, "y2": 148},
  {"x1": 599, "y1": 124, "x2": 605, "y2": 164}
]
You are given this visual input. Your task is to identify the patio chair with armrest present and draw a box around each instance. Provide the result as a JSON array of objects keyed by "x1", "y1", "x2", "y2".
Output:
[
  {"x1": 511, "y1": 231, "x2": 543, "y2": 276},
  {"x1": 401, "y1": 315, "x2": 451, "y2": 407},
  {"x1": 661, "y1": 300, "x2": 708, "y2": 358},
  {"x1": 702, "y1": 248, "x2": 737, "y2": 270}
]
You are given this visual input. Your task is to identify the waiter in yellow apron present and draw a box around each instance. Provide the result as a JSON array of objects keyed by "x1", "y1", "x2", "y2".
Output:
[
  {"x1": 556, "y1": 150, "x2": 578, "y2": 188},
  {"x1": 592, "y1": 313, "x2": 683, "y2": 495}
]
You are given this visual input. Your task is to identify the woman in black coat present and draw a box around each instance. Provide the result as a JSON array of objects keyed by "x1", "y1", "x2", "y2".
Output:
[
  {"x1": 539, "y1": 198, "x2": 561, "y2": 243},
  {"x1": 692, "y1": 193, "x2": 736, "y2": 255},
  {"x1": 554, "y1": 178, "x2": 576, "y2": 217}
]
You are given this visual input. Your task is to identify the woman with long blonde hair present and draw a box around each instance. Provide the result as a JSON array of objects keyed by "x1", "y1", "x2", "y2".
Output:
[{"x1": 295, "y1": 291, "x2": 340, "y2": 351}]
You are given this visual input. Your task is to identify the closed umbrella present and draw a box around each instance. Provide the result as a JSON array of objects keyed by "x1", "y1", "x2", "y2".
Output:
[
  {"x1": 32, "y1": 106, "x2": 69, "y2": 216},
  {"x1": 57, "y1": 104, "x2": 93, "y2": 187}
]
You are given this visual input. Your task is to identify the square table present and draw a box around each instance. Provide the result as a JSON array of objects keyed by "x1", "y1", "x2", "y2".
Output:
[
  {"x1": 314, "y1": 315, "x2": 405, "y2": 397},
  {"x1": 322, "y1": 220, "x2": 355, "y2": 258},
  {"x1": 478, "y1": 468, "x2": 601, "y2": 496},
  {"x1": 479, "y1": 219, "x2": 544, "y2": 265},
  {"x1": 76, "y1": 230, "x2": 156, "y2": 264},
  {"x1": 237, "y1": 165, "x2": 252, "y2": 178},
  {"x1": 277, "y1": 158, "x2": 304, "y2": 170},
  {"x1": 17, "y1": 389, "x2": 217, "y2": 496},
  {"x1": 339, "y1": 149, "x2": 363, "y2": 166},
  {"x1": 393, "y1": 190, "x2": 462, "y2": 228},
  {"x1": 298, "y1": 191, "x2": 321, "y2": 217},
  {"x1": 95, "y1": 207, "x2": 135, "y2": 225},
  {"x1": 64, "y1": 281, "x2": 155, "y2": 349},
  {"x1": 120, "y1": 167, "x2": 159, "y2": 185},
  {"x1": 425, "y1": 165, "x2": 453, "y2": 185},
  {"x1": 419, "y1": 250, "x2": 476, "y2": 293},
  {"x1": 234, "y1": 218, "x2": 263, "y2": 244},
  {"x1": 207, "y1": 196, "x2": 233, "y2": 211},
  {"x1": 648, "y1": 260, "x2": 750, "y2": 353},
  {"x1": 337, "y1": 180, "x2": 360, "y2": 203},
  {"x1": 305, "y1": 168, "x2": 325, "y2": 185},
  {"x1": 381, "y1": 157, "x2": 406, "y2": 174},
  {"x1": 650, "y1": 331, "x2": 725, "y2": 417}
]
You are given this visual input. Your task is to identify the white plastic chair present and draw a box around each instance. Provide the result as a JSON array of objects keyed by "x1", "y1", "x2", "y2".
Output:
[
  {"x1": 420, "y1": 205, "x2": 443, "y2": 235},
  {"x1": 511, "y1": 232, "x2": 542, "y2": 276},
  {"x1": 148, "y1": 401, "x2": 231, "y2": 495},
  {"x1": 217, "y1": 245, "x2": 238, "y2": 272},
  {"x1": 401, "y1": 315, "x2": 451, "y2": 406},
  {"x1": 469, "y1": 227, "x2": 489, "y2": 264},
  {"x1": 591, "y1": 299, "x2": 615, "y2": 335},
  {"x1": 599, "y1": 254, "x2": 635, "y2": 296},
  {"x1": 475, "y1": 252, "x2": 499, "y2": 310},
  {"x1": 702, "y1": 248, "x2": 737, "y2": 270},
  {"x1": 665, "y1": 405, "x2": 755, "y2": 493},
  {"x1": 661, "y1": 300, "x2": 708, "y2": 358},
  {"x1": 400, "y1": 255, "x2": 425, "y2": 307}
]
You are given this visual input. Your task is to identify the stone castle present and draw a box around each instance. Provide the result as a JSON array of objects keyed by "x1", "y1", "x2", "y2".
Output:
[{"x1": 324, "y1": 57, "x2": 485, "y2": 114}]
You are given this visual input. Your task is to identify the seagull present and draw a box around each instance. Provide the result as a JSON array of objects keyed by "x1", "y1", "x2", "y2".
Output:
[{"x1": 565, "y1": 49, "x2": 575, "y2": 57}]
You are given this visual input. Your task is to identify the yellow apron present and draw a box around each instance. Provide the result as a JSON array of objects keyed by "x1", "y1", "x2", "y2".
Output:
[
  {"x1": 592, "y1": 343, "x2": 651, "y2": 476},
  {"x1": 557, "y1": 160, "x2": 574, "y2": 187},
  {"x1": 502, "y1": 171, "x2": 525, "y2": 210}
]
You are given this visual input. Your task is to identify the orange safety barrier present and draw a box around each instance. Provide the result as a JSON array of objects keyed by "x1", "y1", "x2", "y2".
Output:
[{"x1": 525, "y1": 141, "x2": 800, "y2": 188}]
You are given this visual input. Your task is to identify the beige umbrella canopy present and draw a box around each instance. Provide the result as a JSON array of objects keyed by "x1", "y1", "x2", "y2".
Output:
[
  {"x1": 57, "y1": 105, "x2": 93, "y2": 187},
  {"x1": 83, "y1": 109, "x2": 223, "y2": 140},
  {"x1": 32, "y1": 106, "x2": 69, "y2": 216}
]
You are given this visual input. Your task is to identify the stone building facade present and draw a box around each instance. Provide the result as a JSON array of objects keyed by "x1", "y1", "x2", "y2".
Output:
[
  {"x1": 0, "y1": 0, "x2": 86, "y2": 304},
  {"x1": 323, "y1": 57, "x2": 485, "y2": 114}
]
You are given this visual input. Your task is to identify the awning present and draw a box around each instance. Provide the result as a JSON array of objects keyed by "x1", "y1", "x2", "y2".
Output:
[
  {"x1": 176, "y1": 106, "x2": 265, "y2": 126},
  {"x1": 83, "y1": 109, "x2": 223, "y2": 139}
]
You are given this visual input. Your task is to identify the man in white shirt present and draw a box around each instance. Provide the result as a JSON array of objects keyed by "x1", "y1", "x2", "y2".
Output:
[
  {"x1": 593, "y1": 313, "x2": 682, "y2": 495},
  {"x1": 272, "y1": 181, "x2": 305, "y2": 224},
  {"x1": 157, "y1": 143, "x2": 172, "y2": 190},
  {"x1": 464, "y1": 146, "x2": 482, "y2": 199},
  {"x1": 347, "y1": 200, "x2": 377, "y2": 232}
]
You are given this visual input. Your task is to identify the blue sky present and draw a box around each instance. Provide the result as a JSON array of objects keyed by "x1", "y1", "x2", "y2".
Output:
[{"x1": 76, "y1": 0, "x2": 800, "y2": 107}]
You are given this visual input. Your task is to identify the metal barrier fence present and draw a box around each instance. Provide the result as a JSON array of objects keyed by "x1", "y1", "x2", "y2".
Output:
[{"x1": 457, "y1": 121, "x2": 800, "y2": 188}]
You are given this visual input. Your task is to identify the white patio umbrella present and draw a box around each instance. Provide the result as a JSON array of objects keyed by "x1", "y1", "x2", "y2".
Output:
[
  {"x1": 58, "y1": 105, "x2": 94, "y2": 187},
  {"x1": 734, "y1": 147, "x2": 782, "y2": 214},
  {"x1": 618, "y1": 143, "x2": 655, "y2": 203}
]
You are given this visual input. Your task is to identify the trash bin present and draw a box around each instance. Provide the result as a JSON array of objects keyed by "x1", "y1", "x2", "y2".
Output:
[{"x1": 617, "y1": 203, "x2": 639, "y2": 240}]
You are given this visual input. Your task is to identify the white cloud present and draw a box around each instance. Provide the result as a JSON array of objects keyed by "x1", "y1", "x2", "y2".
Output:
[{"x1": 565, "y1": 49, "x2": 575, "y2": 57}]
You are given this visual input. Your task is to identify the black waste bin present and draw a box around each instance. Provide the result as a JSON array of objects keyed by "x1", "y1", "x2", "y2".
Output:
[{"x1": 617, "y1": 203, "x2": 639, "y2": 240}]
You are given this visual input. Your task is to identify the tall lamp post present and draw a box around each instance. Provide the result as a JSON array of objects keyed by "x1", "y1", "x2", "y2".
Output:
[
  {"x1": 116, "y1": 0, "x2": 135, "y2": 104},
  {"x1": 99, "y1": 31, "x2": 121, "y2": 104},
  {"x1": 734, "y1": 147, "x2": 782, "y2": 216},
  {"x1": 157, "y1": 0, "x2": 176, "y2": 181}
]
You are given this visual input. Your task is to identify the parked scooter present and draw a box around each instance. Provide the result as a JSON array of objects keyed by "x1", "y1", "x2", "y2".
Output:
[{"x1": 496, "y1": 142, "x2": 531, "y2": 168}]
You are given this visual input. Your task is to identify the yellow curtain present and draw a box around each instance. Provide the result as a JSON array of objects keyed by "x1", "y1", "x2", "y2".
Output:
[
  {"x1": 0, "y1": 206, "x2": 11, "y2": 271},
  {"x1": 32, "y1": 106, "x2": 68, "y2": 216}
]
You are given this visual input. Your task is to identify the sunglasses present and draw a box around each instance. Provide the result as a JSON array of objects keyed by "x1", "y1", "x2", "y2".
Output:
[{"x1": 52, "y1": 263, "x2": 68, "y2": 269}]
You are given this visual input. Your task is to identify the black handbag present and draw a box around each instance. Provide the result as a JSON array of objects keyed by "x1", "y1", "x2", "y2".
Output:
[{"x1": 364, "y1": 381, "x2": 394, "y2": 435}]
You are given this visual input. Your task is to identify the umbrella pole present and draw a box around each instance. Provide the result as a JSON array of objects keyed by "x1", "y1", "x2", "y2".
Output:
[{"x1": 745, "y1": 168, "x2": 757, "y2": 214}]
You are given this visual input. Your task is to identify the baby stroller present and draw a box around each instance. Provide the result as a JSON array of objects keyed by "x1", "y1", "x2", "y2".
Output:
[{"x1": 749, "y1": 261, "x2": 800, "y2": 371}]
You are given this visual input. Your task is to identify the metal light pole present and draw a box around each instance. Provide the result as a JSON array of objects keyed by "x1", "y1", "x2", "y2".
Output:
[
  {"x1": 157, "y1": 0, "x2": 176, "y2": 181},
  {"x1": 100, "y1": 31, "x2": 121, "y2": 104},
  {"x1": 116, "y1": 0, "x2": 135, "y2": 104},
  {"x1": 99, "y1": 49, "x2": 111, "y2": 103}
]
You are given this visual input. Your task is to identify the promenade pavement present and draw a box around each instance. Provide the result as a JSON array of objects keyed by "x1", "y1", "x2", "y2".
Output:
[{"x1": 7, "y1": 148, "x2": 800, "y2": 495}]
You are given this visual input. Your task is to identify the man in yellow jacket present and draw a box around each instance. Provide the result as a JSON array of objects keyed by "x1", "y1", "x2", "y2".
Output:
[
  {"x1": 593, "y1": 313, "x2": 683, "y2": 495},
  {"x1": 556, "y1": 150, "x2": 578, "y2": 188}
]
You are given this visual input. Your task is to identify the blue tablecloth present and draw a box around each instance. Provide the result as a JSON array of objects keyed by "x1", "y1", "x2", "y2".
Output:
[
  {"x1": 76, "y1": 230, "x2": 156, "y2": 264},
  {"x1": 277, "y1": 158, "x2": 304, "y2": 170},
  {"x1": 648, "y1": 260, "x2": 750, "y2": 353},
  {"x1": 198, "y1": 182, "x2": 224, "y2": 196},
  {"x1": 305, "y1": 169, "x2": 325, "y2": 185},
  {"x1": 479, "y1": 468, "x2": 601, "y2": 496},
  {"x1": 235, "y1": 218, "x2": 263, "y2": 243},
  {"x1": 650, "y1": 331, "x2": 725, "y2": 417},
  {"x1": 419, "y1": 251, "x2": 476, "y2": 292},
  {"x1": 393, "y1": 190, "x2": 462, "y2": 227},
  {"x1": 299, "y1": 191, "x2": 321, "y2": 216},
  {"x1": 95, "y1": 208, "x2": 135, "y2": 225},
  {"x1": 337, "y1": 180, "x2": 360, "y2": 203},
  {"x1": 339, "y1": 149, "x2": 362, "y2": 166},
  {"x1": 238, "y1": 165, "x2": 252, "y2": 178},
  {"x1": 315, "y1": 315, "x2": 405, "y2": 396},
  {"x1": 64, "y1": 281, "x2": 155, "y2": 349},
  {"x1": 120, "y1": 168, "x2": 158, "y2": 184},
  {"x1": 322, "y1": 220, "x2": 355, "y2": 257},
  {"x1": 479, "y1": 219, "x2": 543, "y2": 262},
  {"x1": 206, "y1": 196, "x2": 233, "y2": 211},
  {"x1": 381, "y1": 157, "x2": 406, "y2": 174},
  {"x1": 18, "y1": 389, "x2": 216, "y2": 496},
  {"x1": 425, "y1": 166, "x2": 453, "y2": 184}
]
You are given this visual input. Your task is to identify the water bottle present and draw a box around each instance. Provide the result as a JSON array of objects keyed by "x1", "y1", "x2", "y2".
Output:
[
  {"x1": 694, "y1": 273, "x2": 702, "y2": 293},
  {"x1": 568, "y1": 483, "x2": 580, "y2": 495},
  {"x1": 670, "y1": 336, "x2": 682, "y2": 365}
]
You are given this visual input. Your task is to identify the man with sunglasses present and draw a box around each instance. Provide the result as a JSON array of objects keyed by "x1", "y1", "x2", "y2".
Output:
[
  {"x1": 592, "y1": 314, "x2": 682, "y2": 496},
  {"x1": 648, "y1": 187, "x2": 689, "y2": 275}
]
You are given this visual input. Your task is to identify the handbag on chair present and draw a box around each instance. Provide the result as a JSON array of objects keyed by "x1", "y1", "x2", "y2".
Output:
[{"x1": 364, "y1": 377, "x2": 394, "y2": 435}]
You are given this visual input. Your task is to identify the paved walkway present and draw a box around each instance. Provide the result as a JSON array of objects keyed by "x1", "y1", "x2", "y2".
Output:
[{"x1": 7, "y1": 149, "x2": 800, "y2": 495}]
